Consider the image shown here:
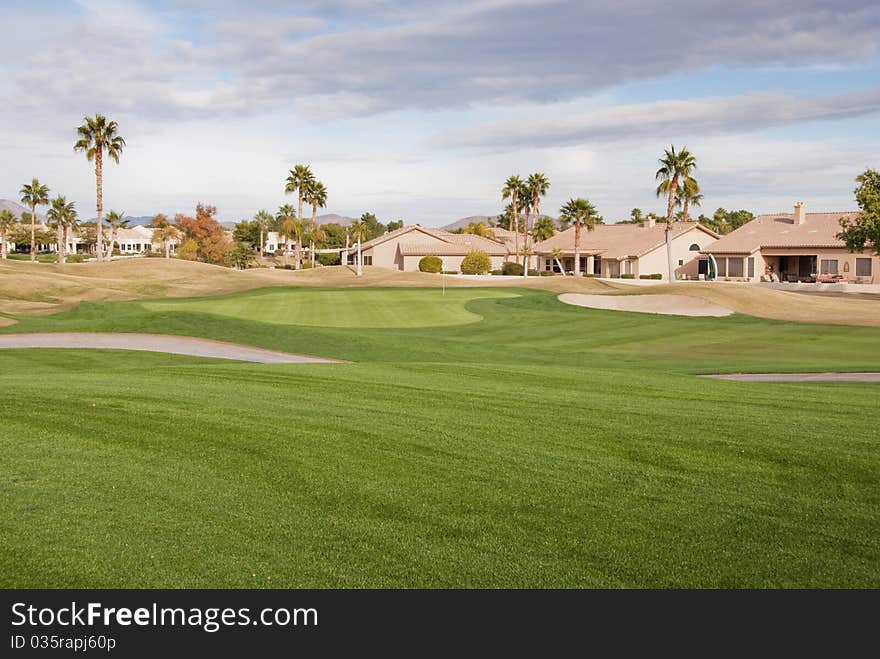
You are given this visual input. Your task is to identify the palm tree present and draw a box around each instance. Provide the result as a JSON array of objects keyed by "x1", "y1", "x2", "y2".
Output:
[
  {"x1": 253, "y1": 209, "x2": 273, "y2": 258},
  {"x1": 0, "y1": 209, "x2": 16, "y2": 259},
  {"x1": 523, "y1": 173, "x2": 550, "y2": 276},
  {"x1": 74, "y1": 114, "x2": 125, "y2": 262},
  {"x1": 501, "y1": 175, "x2": 523, "y2": 264},
  {"x1": 46, "y1": 196, "x2": 77, "y2": 264},
  {"x1": 551, "y1": 247, "x2": 566, "y2": 275},
  {"x1": 149, "y1": 213, "x2": 178, "y2": 258},
  {"x1": 19, "y1": 178, "x2": 50, "y2": 262},
  {"x1": 304, "y1": 180, "x2": 328, "y2": 267},
  {"x1": 655, "y1": 145, "x2": 696, "y2": 280},
  {"x1": 349, "y1": 216, "x2": 370, "y2": 276},
  {"x1": 678, "y1": 177, "x2": 703, "y2": 223},
  {"x1": 276, "y1": 204, "x2": 301, "y2": 267},
  {"x1": 284, "y1": 164, "x2": 315, "y2": 269},
  {"x1": 104, "y1": 210, "x2": 128, "y2": 258},
  {"x1": 559, "y1": 198, "x2": 600, "y2": 276}
]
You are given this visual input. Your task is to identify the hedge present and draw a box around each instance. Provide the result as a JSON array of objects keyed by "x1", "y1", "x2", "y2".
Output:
[
  {"x1": 501, "y1": 261, "x2": 524, "y2": 276},
  {"x1": 419, "y1": 255, "x2": 443, "y2": 273},
  {"x1": 639, "y1": 273, "x2": 663, "y2": 280},
  {"x1": 621, "y1": 273, "x2": 635, "y2": 279},
  {"x1": 460, "y1": 250, "x2": 492, "y2": 275},
  {"x1": 318, "y1": 253, "x2": 341, "y2": 266}
]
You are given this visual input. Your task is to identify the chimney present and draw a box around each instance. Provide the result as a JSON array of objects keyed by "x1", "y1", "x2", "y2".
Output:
[{"x1": 794, "y1": 201, "x2": 806, "y2": 225}]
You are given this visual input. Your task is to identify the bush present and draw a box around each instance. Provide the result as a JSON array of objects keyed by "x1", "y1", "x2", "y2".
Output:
[
  {"x1": 621, "y1": 273, "x2": 635, "y2": 279},
  {"x1": 639, "y1": 273, "x2": 663, "y2": 280},
  {"x1": 539, "y1": 270, "x2": 554, "y2": 276},
  {"x1": 419, "y1": 255, "x2": 443, "y2": 273},
  {"x1": 66, "y1": 254, "x2": 86, "y2": 263},
  {"x1": 583, "y1": 272, "x2": 596, "y2": 277},
  {"x1": 318, "y1": 252, "x2": 340, "y2": 266},
  {"x1": 460, "y1": 250, "x2": 492, "y2": 275},
  {"x1": 301, "y1": 261, "x2": 314, "y2": 269},
  {"x1": 490, "y1": 269, "x2": 503, "y2": 276},
  {"x1": 501, "y1": 261, "x2": 524, "y2": 276},
  {"x1": 527, "y1": 269, "x2": 539, "y2": 277},
  {"x1": 442, "y1": 270, "x2": 458, "y2": 275}
]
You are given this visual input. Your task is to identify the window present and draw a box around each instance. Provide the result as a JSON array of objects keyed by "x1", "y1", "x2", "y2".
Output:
[
  {"x1": 717, "y1": 258, "x2": 727, "y2": 277},
  {"x1": 678, "y1": 259, "x2": 683, "y2": 266},
  {"x1": 689, "y1": 243, "x2": 700, "y2": 251},
  {"x1": 820, "y1": 259, "x2": 838, "y2": 274},
  {"x1": 856, "y1": 258, "x2": 872, "y2": 276},
  {"x1": 363, "y1": 255, "x2": 373, "y2": 266},
  {"x1": 728, "y1": 258, "x2": 744, "y2": 277},
  {"x1": 747, "y1": 257, "x2": 755, "y2": 278}
]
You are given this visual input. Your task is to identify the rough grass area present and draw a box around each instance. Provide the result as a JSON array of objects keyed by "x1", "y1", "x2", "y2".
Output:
[{"x1": 1, "y1": 287, "x2": 878, "y2": 587}]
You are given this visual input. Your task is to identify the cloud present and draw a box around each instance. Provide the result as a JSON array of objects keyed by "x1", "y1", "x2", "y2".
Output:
[{"x1": 436, "y1": 88, "x2": 880, "y2": 149}]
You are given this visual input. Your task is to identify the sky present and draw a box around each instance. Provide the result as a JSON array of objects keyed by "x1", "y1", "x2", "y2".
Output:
[{"x1": 1, "y1": 0, "x2": 879, "y2": 225}]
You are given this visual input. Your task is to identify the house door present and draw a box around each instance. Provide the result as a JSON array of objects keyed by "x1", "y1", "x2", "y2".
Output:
[
  {"x1": 698, "y1": 259, "x2": 709, "y2": 276},
  {"x1": 798, "y1": 256, "x2": 816, "y2": 279}
]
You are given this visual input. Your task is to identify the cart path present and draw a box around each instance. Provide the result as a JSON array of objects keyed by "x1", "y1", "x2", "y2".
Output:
[
  {"x1": 700, "y1": 372, "x2": 880, "y2": 382},
  {"x1": 0, "y1": 333, "x2": 343, "y2": 364},
  {"x1": 559, "y1": 293, "x2": 733, "y2": 317}
]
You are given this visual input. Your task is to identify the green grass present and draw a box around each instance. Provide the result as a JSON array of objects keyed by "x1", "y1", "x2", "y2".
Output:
[
  {"x1": 1, "y1": 287, "x2": 878, "y2": 587},
  {"x1": 6, "y1": 253, "x2": 58, "y2": 262}
]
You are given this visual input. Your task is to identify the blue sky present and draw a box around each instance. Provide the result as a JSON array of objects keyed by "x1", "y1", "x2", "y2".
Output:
[{"x1": 1, "y1": 0, "x2": 878, "y2": 225}]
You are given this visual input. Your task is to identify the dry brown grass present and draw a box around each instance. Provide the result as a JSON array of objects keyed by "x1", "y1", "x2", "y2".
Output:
[{"x1": 1, "y1": 259, "x2": 877, "y2": 327}]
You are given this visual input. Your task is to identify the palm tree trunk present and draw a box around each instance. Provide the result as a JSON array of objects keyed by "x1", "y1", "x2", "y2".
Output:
[
  {"x1": 512, "y1": 196, "x2": 518, "y2": 264},
  {"x1": 310, "y1": 240, "x2": 315, "y2": 268},
  {"x1": 30, "y1": 203, "x2": 36, "y2": 262},
  {"x1": 574, "y1": 222, "x2": 581, "y2": 276},
  {"x1": 259, "y1": 227, "x2": 264, "y2": 258},
  {"x1": 1, "y1": 229, "x2": 6, "y2": 259},
  {"x1": 665, "y1": 173, "x2": 678, "y2": 281},
  {"x1": 284, "y1": 238, "x2": 290, "y2": 267},
  {"x1": 357, "y1": 240, "x2": 362, "y2": 276},
  {"x1": 63, "y1": 226, "x2": 70, "y2": 261},
  {"x1": 295, "y1": 237, "x2": 302, "y2": 269},
  {"x1": 164, "y1": 239, "x2": 170, "y2": 258},
  {"x1": 666, "y1": 224, "x2": 675, "y2": 282},
  {"x1": 682, "y1": 198, "x2": 690, "y2": 223},
  {"x1": 95, "y1": 150, "x2": 103, "y2": 262},
  {"x1": 56, "y1": 225, "x2": 64, "y2": 264}
]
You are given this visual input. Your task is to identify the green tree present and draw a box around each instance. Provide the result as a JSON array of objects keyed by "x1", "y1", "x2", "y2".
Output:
[
  {"x1": 349, "y1": 216, "x2": 371, "y2": 276},
  {"x1": 74, "y1": 114, "x2": 125, "y2": 262},
  {"x1": 655, "y1": 145, "x2": 697, "y2": 280},
  {"x1": 0, "y1": 209, "x2": 16, "y2": 259},
  {"x1": 502, "y1": 175, "x2": 524, "y2": 260},
  {"x1": 532, "y1": 215, "x2": 555, "y2": 242},
  {"x1": 233, "y1": 220, "x2": 261, "y2": 246},
  {"x1": 150, "y1": 213, "x2": 179, "y2": 258},
  {"x1": 386, "y1": 220, "x2": 404, "y2": 231},
  {"x1": 19, "y1": 178, "x2": 50, "y2": 262},
  {"x1": 285, "y1": 164, "x2": 315, "y2": 268},
  {"x1": 253, "y1": 209, "x2": 273, "y2": 257},
  {"x1": 837, "y1": 169, "x2": 880, "y2": 256},
  {"x1": 304, "y1": 180, "x2": 328, "y2": 267},
  {"x1": 523, "y1": 173, "x2": 550, "y2": 276},
  {"x1": 463, "y1": 222, "x2": 489, "y2": 237},
  {"x1": 559, "y1": 198, "x2": 600, "y2": 276},
  {"x1": 631, "y1": 208, "x2": 644, "y2": 223},
  {"x1": 678, "y1": 177, "x2": 703, "y2": 222},
  {"x1": 276, "y1": 204, "x2": 300, "y2": 267},
  {"x1": 46, "y1": 196, "x2": 77, "y2": 264},
  {"x1": 226, "y1": 243, "x2": 255, "y2": 270},
  {"x1": 104, "y1": 210, "x2": 128, "y2": 257},
  {"x1": 318, "y1": 223, "x2": 347, "y2": 249}
]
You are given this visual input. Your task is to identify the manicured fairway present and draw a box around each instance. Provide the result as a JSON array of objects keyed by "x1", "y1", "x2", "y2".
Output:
[{"x1": 1, "y1": 287, "x2": 878, "y2": 587}]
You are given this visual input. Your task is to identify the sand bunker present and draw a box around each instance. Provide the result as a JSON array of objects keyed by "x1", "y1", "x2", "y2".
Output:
[
  {"x1": 0, "y1": 333, "x2": 342, "y2": 364},
  {"x1": 559, "y1": 293, "x2": 733, "y2": 317},
  {"x1": 700, "y1": 373, "x2": 880, "y2": 382}
]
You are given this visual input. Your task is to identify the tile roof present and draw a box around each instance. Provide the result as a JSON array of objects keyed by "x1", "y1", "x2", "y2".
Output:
[
  {"x1": 359, "y1": 225, "x2": 508, "y2": 255},
  {"x1": 535, "y1": 222, "x2": 716, "y2": 260},
  {"x1": 704, "y1": 211, "x2": 862, "y2": 254}
]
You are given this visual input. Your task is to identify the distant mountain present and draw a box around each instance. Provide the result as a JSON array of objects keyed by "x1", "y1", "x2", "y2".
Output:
[
  {"x1": 84, "y1": 215, "x2": 155, "y2": 226},
  {"x1": 315, "y1": 213, "x2": 357, "y2": 227},
  {"x1": 0, "y1": 199, "x2": 45, "y2": 222},
  {"x1": 442, "y1": 215, "x2": 498, "y2": 231}
]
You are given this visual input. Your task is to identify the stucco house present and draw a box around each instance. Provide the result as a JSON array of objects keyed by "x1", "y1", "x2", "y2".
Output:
[
  {"x1": 701, "y1": 203, "x2": 875, "y2": 283},
  {"x1": 533, "y1": 219, "x2": 718, "y2": 279},
  {"x1": 346, "y1": 225, "x2": 509, "y2": 272}
]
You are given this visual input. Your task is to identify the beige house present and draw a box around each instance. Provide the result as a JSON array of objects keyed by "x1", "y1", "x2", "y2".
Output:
[
  {"x1": 702, "y1": 203, "x2": 875, "y2": 283},
  {"x1": 346, "y1": 225, "x2": 509, "y2": 272},
  {"x1": 533, "y1": 220, "x2": 719, "y2": 279}
]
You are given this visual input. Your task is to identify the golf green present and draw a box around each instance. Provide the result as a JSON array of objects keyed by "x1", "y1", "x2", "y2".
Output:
[{"x1": 1, "y1": 287, "x2": 878, "y2": 588}]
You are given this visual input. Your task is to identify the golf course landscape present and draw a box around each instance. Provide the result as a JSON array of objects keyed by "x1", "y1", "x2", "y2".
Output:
[{"x1": 1, "y1": 263, "x2": 878, "y2": 588}]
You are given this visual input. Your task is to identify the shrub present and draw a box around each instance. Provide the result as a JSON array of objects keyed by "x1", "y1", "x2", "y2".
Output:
[
  {"x1": 639, "y1": 273, "x2": 663, "y2": 280},
  {"x1": 301, "y1": 261, "x2": 314, "y2": 269},
  {"x1": 419, "y1": 255, "x2": 443, "y2": 273},
  {"x1": 460, "y1": 250, "x2": 491, "y2": 275},
  {"x1": 583, "y1": 272, "x2": 597, "y2": 277},
  {"x1": 442, "y1": 270, "x2": 458, "y2": 275},
  {"x1": 318, "y1": 252, "x2": 340, "y2": 266},
  {"x1": 527, "y1": 269, "x2": 539, "y2": 277},
  {"x1": 490, "y1": 269, "x2": 503, "y2": 276},
  {"x1": 66, "y1": 254, "x2": 86, "y2": 263},
  {"x1": 539, "y1": 270, "x2": 554, "y2": 277},
  {"x1": 501, "y1": 261, "x2": 524, "y2": 276},
  {"x1": 621, "y1": 273, "x2": 635, "y2": 279}
]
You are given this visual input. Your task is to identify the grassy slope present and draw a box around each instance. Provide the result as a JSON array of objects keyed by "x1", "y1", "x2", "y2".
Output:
[{"x1": 1, "y1": 287, "x2": 878, "y2": 587}]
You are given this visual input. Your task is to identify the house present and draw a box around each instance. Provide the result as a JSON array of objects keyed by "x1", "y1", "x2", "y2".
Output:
[
  {"x1": 346, "y1": 225, "x2": 509, "y2": 272},
  {"x1": 701, "y1": 203, "x2": 875, "y2": 283},
  {"x1": 533, "y1": 219, "x2": 718, "y2": 279}
]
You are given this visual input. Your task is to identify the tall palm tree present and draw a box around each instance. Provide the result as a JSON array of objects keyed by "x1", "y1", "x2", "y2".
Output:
[
  {"x1": 304, "y1": 180, "x2": 328, "y2": 267},
  {"x1": 0, "y1": 209, "x2": 16, "y2": 259},
  {"x1": 349, "y1": 216, "x2": 370, "y2": 276},
  {"x1": 74, "y1": 114, "x2": 125, "y2": 262},
  {"x1": 655, "y1": 145, "x2": 696, "y2": 281},
  {"x1": 253, "y1": 209, "x2": 273, "y2": 258},
  {"x1": 46, "y1": 196, "x2": 77, "y2": 264},
  {"x1": 276, "y1": 204, "x2": 300, "y2": 267},
  {"x1": 559, "y1": 198, "x2": 600, "y2": 276},
  {"x1": 19, "y1": 178, "x2": 50, "y2": 262},
  {"x1": 501, "y1": 175, "x2": 523, "y2": 264},
  {"x1": 149, "y1": 213, "x2": 178, "y2": 258},
  {"x1": 104, "y1": 210, "x2": 128, "y2": 258},
  {"x1": 678, "y1": 177, "x2": 703, "y2": 223},
  {"x1": 284, "y1": 164, "x2": 315, "y2": 269},
  {"x1": 550, "y1": 247, "x2": 566, "y2": 275},
  {"x1": 523, "y1": 172, "x2": 550, "y2": 276}
]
